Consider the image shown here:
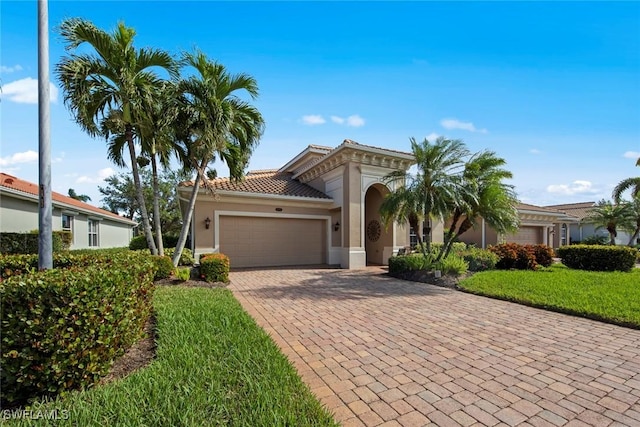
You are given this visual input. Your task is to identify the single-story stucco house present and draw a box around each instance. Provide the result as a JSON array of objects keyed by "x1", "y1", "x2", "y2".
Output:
[
  {"x1": 546, "y1": 201, "x2": 634, "y2": 246},
  {"x1": 0, "y1": 173, "x2": 136, "y2": 250},
  {"x1": 179, "y1": 140, "x2": 580, "y2": 269}
]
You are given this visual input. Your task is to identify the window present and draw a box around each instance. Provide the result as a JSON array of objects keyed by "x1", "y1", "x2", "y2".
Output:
[
  {"x1": 62, "y1": 214, "x2": 73, "y2": 233},
  {"x1": 88, "y1": 219, "x2": 99, "y2": 247},
  {"x1": 561, "y1": 224, "x2": 567, "y2": 246}
]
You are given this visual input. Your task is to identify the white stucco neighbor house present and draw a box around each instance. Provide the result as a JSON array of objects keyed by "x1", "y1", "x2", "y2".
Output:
[
  {"x1": 178, "y1": 139, "x2": 581, "y2": 270},
  {"x1": 0, "y1": 173, "x2": 136, "y2": 250}
]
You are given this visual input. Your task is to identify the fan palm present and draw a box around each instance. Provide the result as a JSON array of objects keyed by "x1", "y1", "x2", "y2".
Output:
[
  {"x1": 440, "y1": 150, "x2": 520, "y2": 260},
  {"x1": 56, "y1": 18, "x2": 178, "y2": 254},
  {"x1": 171, "y1": 51, "x2": 265, "y2": 267}
]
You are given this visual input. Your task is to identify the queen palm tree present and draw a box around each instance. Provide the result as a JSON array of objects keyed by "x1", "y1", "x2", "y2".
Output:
[
  {"x1": 383, "y1": 136, "x2": 469, "y2": 261},
  {"x1": 56, "y1": 18, "x2": 178, "y2": 254},
  {"x1": 584, "y1": 200, "x2": 633, "y2": 245},
  {"x1": 379, "y1": 184, "x2": 425, "y2": 250},
  {"x1": 439, "y1": 150, "x2": 520, "y2": 260},
  {"x1": 171, "y1": 51, "x2": 265, "y2": 267}
]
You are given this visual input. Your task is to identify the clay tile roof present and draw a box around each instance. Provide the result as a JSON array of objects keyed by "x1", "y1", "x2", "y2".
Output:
[
  {"x1": 516, "y1": 202, "x2": 564, "y2": 214},
  {"x1": 544, "y1": 201, "x2": 596, "y2": 220},
  {"x1": 0, "y1": 172, "x2": 135, "y2": 223},
  {"x1": 182, "y1": 170, "x2": 332, "y2": 199}
]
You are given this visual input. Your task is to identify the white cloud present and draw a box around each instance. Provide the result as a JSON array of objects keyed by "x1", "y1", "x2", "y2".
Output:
[
  {"x1": 425, "y1": 132, "x2": 440, "y2": 141},
  {"x1": 440, "y1": 118, "x2": 487, "y2": 133},
  {"x1": 346, "y1": 114, "x2": 365, "y2": 127},
  {"x1": 546, "y1": 180, "x2": 599, "y2": 196},
  {"x1": 0, "y1": 64, "x2": 23, "y2": 74},
  {"x1": 0, "y1": 77, "x2": 58, "y2": 104},
  {"x1": 623, "y1": 151, "x2": 640, "y2": 159},
  {"x1": 0, "y1": 150, "x2": 38, "y2": 167},
  {"x1": 330, "y1": 115, "x2": 345, "y2": 124},
  {"x1": 529, "y1": 149, "x2": 541, "y2": 154},
  {"x1": 301, "y1": 115, "x2": 326, "y2": 125},
  {"x1": 76, "y1": 167, "x2": 115, "y2": 184}
]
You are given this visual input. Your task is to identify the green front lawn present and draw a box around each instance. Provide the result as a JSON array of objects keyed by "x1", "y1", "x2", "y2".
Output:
[
  {"x1": 8, "y1": 287, "x2": 337, "y2": 426},
  {"x1": 458, "y1": 264, "x2": 640, "y2": 328}
]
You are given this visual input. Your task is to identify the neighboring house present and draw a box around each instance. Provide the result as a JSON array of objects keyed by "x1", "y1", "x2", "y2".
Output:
[
  {"x1": 546, "y1": 201, "x2": 633, "y2": 246},
  {"x1": 178, "y1": 140, "x2": 420, "y2": 269},
  {"x1": 452, "y1": 203, "x2": 578, "y2": 249},
  {"x1": 0, "y1": 173, "x2": 136, "y2": 250}
]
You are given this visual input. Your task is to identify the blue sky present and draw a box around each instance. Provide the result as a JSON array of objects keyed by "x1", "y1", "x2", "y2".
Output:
[{"x1": 1, "y1": 1, "x2": 639, "y2": 207}]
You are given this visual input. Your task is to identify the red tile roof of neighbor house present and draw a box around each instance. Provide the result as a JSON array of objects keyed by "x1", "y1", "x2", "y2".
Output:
[
  {"x1": 544, "y1": 202, "x2": 596, "y2": 220},
  {"x1": 0, "y1": 172, "x2": 135, "y2": 223},
  {"x1": 180, "y1": 170, "x2": 332, "y2": 199}
]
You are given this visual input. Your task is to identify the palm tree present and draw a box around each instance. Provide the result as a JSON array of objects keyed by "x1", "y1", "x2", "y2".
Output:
[
  {"x1": 56, "y1": 18, "x2": 178, "y2": 255},
  {"x1": 383, "y1": 136, "x2": 469, "y2": 261},
  {"x1": 171, "y1": 51, "x2": 265, "y2": 267},
  {"x1": 67, "y1": 188, "x2": 91, "y2": 202},
  {"x1": 623, "y1": 195, "x2": 640, "y2": 246},
  {"x1": 584, "y1": 200, "x2": 633, "y2": 245},
  {"x1": 439, "y1": 150, "x2": 520, "y2": 260},
  {"x1": 379, "y1": 184, "x2": 425, "y2": 250}
]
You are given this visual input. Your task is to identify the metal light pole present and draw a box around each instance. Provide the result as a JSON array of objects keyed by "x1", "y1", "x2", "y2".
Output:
[{"x1": 38, "y1": 0, "x2": 52, "y2": 269}]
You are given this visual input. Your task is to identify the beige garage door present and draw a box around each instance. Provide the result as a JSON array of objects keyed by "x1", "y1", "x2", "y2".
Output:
[
  {"x1": 219, "y1": 216, "x2": 326, "y2": 268},
  {"x1": 506, "y1": 226, "x2": 542, "y2": 245}
]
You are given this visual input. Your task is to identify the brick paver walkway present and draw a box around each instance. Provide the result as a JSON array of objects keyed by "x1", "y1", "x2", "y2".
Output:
[{"x1": 229, "y1": 267, "x2": 640, "y2": 426}]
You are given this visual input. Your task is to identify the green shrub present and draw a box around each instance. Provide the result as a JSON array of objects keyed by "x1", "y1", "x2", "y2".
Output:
[
  {"x1": 416, "y1": 242, "x2": 466, "y2": 256},
  {"x1": 0, "y1": 252, "x2": 100, "y2": 280},
  {"x1": 436, "y1": 254, "x2": 469, "y2": 276},
  {"x1": 164, "y1": 247, "x2": 195, "y2": 266},
  {"x1": 460, "y1": 247, "x2": 499, "y2": 271},
  {"x1": 580, "y1": 235, "x2": 609, "y2": 245},
  {"x1": 175, "y1": 267, "x2": 191, "y2": 281},
  {"x1": 128, "y1": 234, "x2": 180, "y2": 251},
  {"x1": 0, "y1": 251, "x2": 155, "y2": 407},
  {"x1": 556, "y1": 245, "x2": 637, "y2": 272},
  {"x1": 530, "y1": 244, "x2": 555, "y2": 267},
  {"x1": 489, "y1": 243, "x2": 537, "y2": 270},
  {"x1": 199, "y1": 254, "x2": 230, "y2": 283},
  {"x1": 0, "y1": 231, "x2": 72, "y2": 254},
  {"x1": 388, "y1": 254, "x2": 432, "y2": 273},
  {"x1": 153, "y1": 256, "x2": 175, "y2": 280}
]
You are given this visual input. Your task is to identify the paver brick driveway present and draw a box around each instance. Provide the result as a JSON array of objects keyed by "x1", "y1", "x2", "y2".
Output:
[{"x1": 229, "y1": 267, "x2": 640, "y2": 426}]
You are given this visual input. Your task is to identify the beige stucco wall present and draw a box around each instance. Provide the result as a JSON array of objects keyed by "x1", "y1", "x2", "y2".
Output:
[
  {"x1": 0, "y1": 194, "x2": 133, "y2": 249},
  {"x1": 364, "y1": 184, "x2": 393, "y2": 264}
]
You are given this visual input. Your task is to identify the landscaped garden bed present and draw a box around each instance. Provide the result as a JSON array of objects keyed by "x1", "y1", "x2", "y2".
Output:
[{"x1": 3, "y1": 286, "x2": 337, "y2": 426}]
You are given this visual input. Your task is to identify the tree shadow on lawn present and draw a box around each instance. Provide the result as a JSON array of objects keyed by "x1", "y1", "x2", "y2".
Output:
[{"x1": 232, "y1": 267, "x2": 452, "y2": 301}]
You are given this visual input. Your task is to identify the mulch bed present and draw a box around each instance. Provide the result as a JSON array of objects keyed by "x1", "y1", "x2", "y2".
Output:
[{"x1": 388, "y1": 269, "x2": 470, "y2": 289}]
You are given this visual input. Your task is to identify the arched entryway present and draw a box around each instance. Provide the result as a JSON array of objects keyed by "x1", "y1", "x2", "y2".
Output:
[{"x1": 364, "y1": 183, "x2": 393, "y2": 265}]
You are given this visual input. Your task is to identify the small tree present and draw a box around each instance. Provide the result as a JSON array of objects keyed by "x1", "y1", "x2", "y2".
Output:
[{"x1": 584, "y1": 200, "x2": 633, "y2": 245}]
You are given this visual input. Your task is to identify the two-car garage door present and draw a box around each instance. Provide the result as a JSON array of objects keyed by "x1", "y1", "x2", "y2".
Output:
[
  {"x1": 219, "y1": 216, "x2": 326, "y2": 268},
  {"x1": 505, "y1": 226, "x2": 543, "y2": 245}
]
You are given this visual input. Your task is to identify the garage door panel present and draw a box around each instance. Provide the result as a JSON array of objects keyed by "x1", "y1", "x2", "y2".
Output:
[
  {"x1": 219, "y1": 216, "x2": 325, "y2": 268},
  {"x1": 506, "y1": 226, "x2": 542, "y2": 245}
]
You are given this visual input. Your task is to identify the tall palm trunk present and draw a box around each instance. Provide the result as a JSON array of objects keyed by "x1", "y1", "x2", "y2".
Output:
[
  {"x1": 438, "y1": 208, "x2": 463, "y2": 262},
  {"x1": 126, "y1": 125, "x2": 157, "y2": 255},
  {"x1": 151, "y1": 147, "x2": 164, "y2": 256},
  {"x1": 172, "y1": 159, "x2": 206, "y2": 267}
]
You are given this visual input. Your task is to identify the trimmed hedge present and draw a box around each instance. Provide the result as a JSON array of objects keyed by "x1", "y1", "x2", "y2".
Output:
[
  {"x1": 459, "y1": 248, "x2": 499, "y2": 272},
  {"x1": 489, "y1": 243, "x2": 537, "y2": 270},
  {"x1": 530, "y1": 244, "x2": 555, "y2": 268},
  {"x1": 129, "y1": 234, "x2": 180, "y2": 251},
  {"x1": 0, "y1": 251, "x2": 155, "y2": 407},
  {"x1": 388, "y1": 254, "x2": 429, "y2": 273},
  {"x1": 153, "y1": 255, "x2": 175, "y2": 280},
  {"x1": 164, "y1": 247, "x2": 195, "y2": 266},
  {"x1": 0, "y1": 231, "x2": 73, "y2": 254},
  {"x1": 200, "y1": 253, "x2": 230, "y2": 283},
  {"x1": 556, "y1": 245, "x2": 637, "y2": 272}
]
